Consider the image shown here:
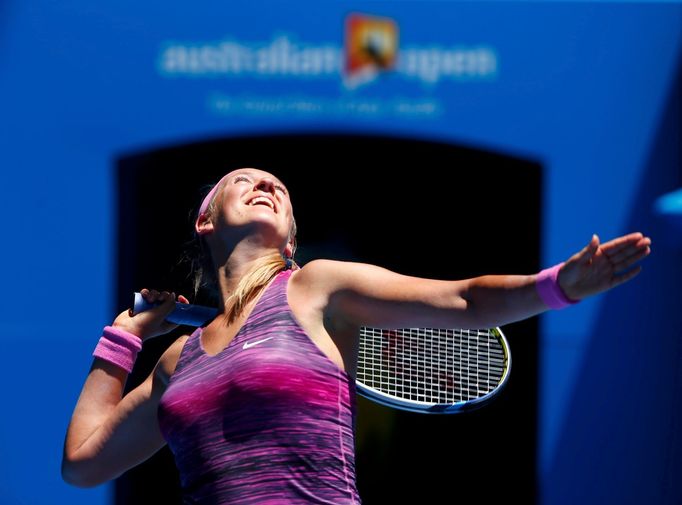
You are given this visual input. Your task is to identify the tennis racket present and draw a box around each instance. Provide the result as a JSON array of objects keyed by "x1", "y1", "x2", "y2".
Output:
[{"x1": 132, "y1": 293, "x2": 511, "y2": 414}]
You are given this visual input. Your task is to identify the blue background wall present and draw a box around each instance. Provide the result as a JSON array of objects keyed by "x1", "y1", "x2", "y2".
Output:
[{"x1": 0, "y1": 2, "x2": 679, "y2": 504}]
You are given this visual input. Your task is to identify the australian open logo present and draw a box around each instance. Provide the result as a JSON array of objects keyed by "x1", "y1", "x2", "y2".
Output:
[
  {"x1": 158, "y1": 13, "x2": 498, "y2": 89},
  {"x1": 343, "y1": 13, "x2": 399, "y2": 89}
]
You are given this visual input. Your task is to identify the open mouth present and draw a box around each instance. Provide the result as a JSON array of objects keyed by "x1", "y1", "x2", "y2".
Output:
[{"x1": 247, "y1": 196, "x2": 276, "y2": 212}]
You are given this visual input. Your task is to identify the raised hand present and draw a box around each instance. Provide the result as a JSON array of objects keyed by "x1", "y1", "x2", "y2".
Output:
[
  {"x1": 558, "y1": 232, "x2": 651, "y2": 301},
  {"x1": 112, "y1": 289, "x2": 190, "y2": 341}
]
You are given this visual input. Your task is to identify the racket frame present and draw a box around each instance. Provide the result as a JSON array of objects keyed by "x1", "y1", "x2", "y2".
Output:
[{"x1": 355, "y1": 327, "x2": 512, "y2": 414}]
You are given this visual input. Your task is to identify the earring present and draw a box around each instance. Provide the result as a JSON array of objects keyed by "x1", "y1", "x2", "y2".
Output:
[{"x1": 285, "y1": 257, "x2": 294, "y2": 270}]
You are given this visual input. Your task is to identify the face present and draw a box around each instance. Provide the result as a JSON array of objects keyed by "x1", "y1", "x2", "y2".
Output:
[{"x1": 196, "y1": 168, "x2": 296, "y2": 257}]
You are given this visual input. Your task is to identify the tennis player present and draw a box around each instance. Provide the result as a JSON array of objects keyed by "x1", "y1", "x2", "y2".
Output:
[{"x1": 62, "y1": 168, "x2": 651, "y2": 503}]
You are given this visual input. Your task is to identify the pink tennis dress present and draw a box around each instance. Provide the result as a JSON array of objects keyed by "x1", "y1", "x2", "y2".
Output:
[{"x1": 157, "y1": 269, "x2": 360, "y2": 504}]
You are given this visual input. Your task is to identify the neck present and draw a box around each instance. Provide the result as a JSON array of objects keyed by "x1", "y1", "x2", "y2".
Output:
[{"x1": 210, "y1": 240, "x2": 282, "y2": 311}]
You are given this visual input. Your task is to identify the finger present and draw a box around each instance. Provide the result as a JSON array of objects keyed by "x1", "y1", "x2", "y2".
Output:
[
  {"x1": 150, "y1": 292, "x2": 177, "y2": 319},
  {"x1": 606, "y1": 239, "x2": 651, "y2": 264},
  {"x1": 141, "y1": 288, "x2": 156, "y2": 301},
  {"x1": 611, "y1": 265, "x2": 642, "y2": 287},
  {"x1": 602, "y1": 237, "x2": 651, "y2": 263},
  {"x1": 603, "y1": 232, "x2": 644, "y2": 246},
  {"x1": 601, "y1": 233, "x2": 645, "y2": 256},
  {"x1": 603, "y1": 237, "x2": 650, "y2": 259},
  {"x1": 575, "y1": 234, "x2": 600, "y2": 264},
  {"x1": 612, "y1": 246, "x2": 651, "y2": 272},
  {"x1": 145, "y1": 289, "x2": 160, "y2": 303},
  {"x1": 158, "y1": 291, "x2": 174, "y2": 307},
  {"x1": 142, "y1": 291, "x2": 172, "y2": 311},
  {"x1": 178, "y1": 294, "x2": 190, "y2": 304}
]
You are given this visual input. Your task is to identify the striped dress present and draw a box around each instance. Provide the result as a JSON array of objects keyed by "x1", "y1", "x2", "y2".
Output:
[{"x1": 157, "y1": 269, "x2": 361, "y2": 504}]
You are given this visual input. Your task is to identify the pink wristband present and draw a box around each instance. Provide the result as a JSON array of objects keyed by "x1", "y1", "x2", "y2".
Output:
[
  {"x1": 93, "y1": 325, "x2": 143, "y2": 373},
  {"x1": 536, "y1": 263, "x2": 578, "y2": 310}
]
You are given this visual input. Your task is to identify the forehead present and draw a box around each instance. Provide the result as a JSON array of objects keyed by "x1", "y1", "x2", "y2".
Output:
[{"x1": 225, "y1": 168, "x2": 287, "y2": 188}]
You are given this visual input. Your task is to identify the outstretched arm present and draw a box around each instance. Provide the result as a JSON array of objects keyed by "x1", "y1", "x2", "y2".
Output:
[
  {"x1": 465, "y1": 232, "x2": 651, "y2": 327},
  {"x1": 301, "y1": 232, "x2": 651, "y2": 331}
]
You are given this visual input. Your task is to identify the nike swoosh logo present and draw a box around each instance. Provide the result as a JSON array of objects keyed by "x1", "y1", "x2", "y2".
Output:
[{"x1": 242, "y1": 337, "x2": 274, "y2": 350}]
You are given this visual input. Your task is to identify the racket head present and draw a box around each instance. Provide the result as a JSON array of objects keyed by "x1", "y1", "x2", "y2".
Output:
[{"x1": 356, "y1": 326, "x2": 511, "y2": 414}]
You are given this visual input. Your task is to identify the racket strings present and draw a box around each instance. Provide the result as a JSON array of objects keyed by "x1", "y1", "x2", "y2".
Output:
[{"x1": 357, "y1": 327, "x2": 506, "y2": 404}]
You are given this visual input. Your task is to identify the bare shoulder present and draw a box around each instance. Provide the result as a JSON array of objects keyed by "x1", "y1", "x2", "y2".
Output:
[
  {"x1": 289, "y1": 258, "x2": 344, "y2": 286},
  {"x1": 288, "y1": 258, "x2": 374, "y2": 311},
  {"x1": 291, "y1": 258, "x2": 390, "y2": 292},
  {"x1": 288, "y1": 258, "x2": 407, "y2": 326},
  {"x1": 292, "y1": 258, "x2": 445, "y2": 298},
  {"x1": 154, "y1": 334, "x2": 190, "y2": 385}
]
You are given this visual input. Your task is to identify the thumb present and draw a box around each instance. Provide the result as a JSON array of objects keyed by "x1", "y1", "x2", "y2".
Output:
[{"x1": 576, "y1": 234, "x2": 600, "y2": 264}]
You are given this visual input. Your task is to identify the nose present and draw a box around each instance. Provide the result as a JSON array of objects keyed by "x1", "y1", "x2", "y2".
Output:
[{"x1": 255, "y1": 177, "x2": 276, "y2": 195}]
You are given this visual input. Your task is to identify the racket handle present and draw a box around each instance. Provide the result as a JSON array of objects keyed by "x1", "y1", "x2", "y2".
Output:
[{"x1": 132, "y1": 292, "x2": 218, "y2": 327}]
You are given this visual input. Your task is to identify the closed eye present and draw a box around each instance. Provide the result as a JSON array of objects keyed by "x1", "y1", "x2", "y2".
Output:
[{"x1": 234, "y1": 175, "x2": 287, "y2": 194}]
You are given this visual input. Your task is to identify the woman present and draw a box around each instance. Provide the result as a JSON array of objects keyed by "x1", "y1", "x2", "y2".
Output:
[{"x1": 62, "y1": 167, "x2": 651, "y2": 504}]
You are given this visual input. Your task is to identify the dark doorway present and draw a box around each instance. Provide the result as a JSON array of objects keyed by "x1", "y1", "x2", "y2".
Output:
[{"x1": 116, "y1": 132, "x2": 542, "y2": 504}]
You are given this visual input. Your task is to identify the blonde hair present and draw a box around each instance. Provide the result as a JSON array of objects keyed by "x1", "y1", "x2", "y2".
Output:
[
  {"x1": 193, "y1": 179, "x2": 299, "y2": 324},
  {"x1": 224, "y1": 250, "x2": 294, "y2": 324}
]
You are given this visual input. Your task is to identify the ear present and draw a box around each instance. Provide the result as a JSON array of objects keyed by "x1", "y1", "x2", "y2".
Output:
[
  {"x1": 284, "y1": 238, "x2": 295, "y2": 259},
  {"x1": 195, "y1": 213, "x2": 214, "y2": 236}
]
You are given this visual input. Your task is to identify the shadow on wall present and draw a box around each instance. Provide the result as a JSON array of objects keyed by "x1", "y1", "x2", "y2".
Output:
[{"x1": 545, "y1": 53, "x2": 682, "y2": 505}]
